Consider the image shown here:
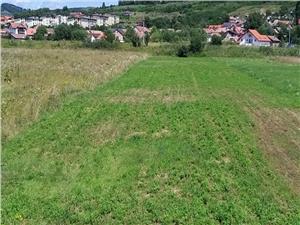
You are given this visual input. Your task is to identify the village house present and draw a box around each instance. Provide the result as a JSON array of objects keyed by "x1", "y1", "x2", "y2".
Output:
[
  {"x1": 8, "y1": 22, "x2": 27, "y2": 39},
  {"x1": 79, "y1": 16, "x2": 97, "y2": 29},
  {"x1": 204, "y1": 22, "x2": 244, "y2": 43},
  {"x1": 267, "y1": 35, "x2": 281, "y2": 47},
  {"x1": 88, "y1": 30, "x2": 106, "y2": 42},
  {"x1": 1, "y1": 16, "x2": 13, "y2": 25},
  {"x1": 239, "y1": 29, "x2": 272, "y2": 47},
  {"x1": 134, "y1": 25, "x2": 150, "y2": 38},
  {"x1": 26, "y1": 17, "x2": 40, "y2": 28},
  {"x1": 113, "y1": 28, "x2": 126, "y2": 42},
  {"x1": 204, "y1": 25, "x2": 226, "y2": 42},
  {"x1": 26, "y1": 27, "x2": 37, "y2": 39}
]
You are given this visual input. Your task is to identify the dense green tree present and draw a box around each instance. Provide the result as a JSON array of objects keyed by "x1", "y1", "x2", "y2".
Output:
[
  {"x1": 295, "y1": 1, "x2": 300, "y2": 25},
  {"x1": 258, "y1": 22, "x2": 274, "y2": 35},
  {"x1": 279, "y1": 5, "x2": 289, "y2": 17},
  {"x1": 54, "y1": 24, "x2": 71, "y2": 40},
  {"x1": 189, "y1": 30, "x2": 205, "y2": 53},
  {"x1": 34, "y1": 25, "x2": 47, "y2": 40},
  {"x1": 105, "y1": 29, "x2": 115, "y2": 43},
  {"x1": 265, "y1": 9, "x2": 272, "y2": 17},
  {"x1": 71, "y1": 29, "x2": 87, "y2": 41},
  {"x1": 291, "y1": 25, "x2": 300, "y2": 44},
  {"x1": 244, "y1": 12, "x2": 264, "y2": 30},
  {"x1": 144, "y1": 32, "x2": 150, "y2": 46},
  {"x1": 277, "y1": 24, "x2": 289, "y2": 42},
  {"x1": 54, "y1": 24, "x2": 87, "y2": 41},
  {"x1": 125, "y1": 27, "x2": 141, "y2": 47}
]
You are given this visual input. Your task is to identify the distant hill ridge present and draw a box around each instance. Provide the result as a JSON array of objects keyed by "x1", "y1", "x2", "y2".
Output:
[{"x1": 1, "y1": 3, "x2": 25, "y2": 16}]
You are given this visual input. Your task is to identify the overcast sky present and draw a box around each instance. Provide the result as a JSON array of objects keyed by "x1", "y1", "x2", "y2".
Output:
[{"x1": 3, "y1": 0, "x2": 119, "y2": 9}]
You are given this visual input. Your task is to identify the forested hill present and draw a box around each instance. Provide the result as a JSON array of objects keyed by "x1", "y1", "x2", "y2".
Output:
[{"x1": 1, "y1": 3, "x2": 25, "y2": 16}]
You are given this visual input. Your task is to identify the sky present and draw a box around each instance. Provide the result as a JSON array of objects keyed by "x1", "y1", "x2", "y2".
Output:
[{"x1": 3, "y1": 0, "x2": 119, "y2": 9}]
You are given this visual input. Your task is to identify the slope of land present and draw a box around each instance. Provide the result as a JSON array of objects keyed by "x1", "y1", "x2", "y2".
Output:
[
  {"x1": 1, "y1": 48, "x2": 146, "y2": 141},
  {"x1": 2, "y1": 56, "x2": 300, "y2": 224}
]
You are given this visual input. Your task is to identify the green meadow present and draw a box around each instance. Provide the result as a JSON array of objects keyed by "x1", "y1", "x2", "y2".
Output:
[{"x1": 2, "y1": 56, "x2": 300, "y2": 224}]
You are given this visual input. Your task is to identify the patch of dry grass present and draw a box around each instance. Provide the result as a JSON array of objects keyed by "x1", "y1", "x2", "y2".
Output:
[
  {"x1": 1, "y1": 48, "x2": 146, "y2": 141},
  {"x1": 248, "y1": 107, "x2": 300, "y2": 194},
  {"x1": 274, "y1": 56, "x2": 300, "y2": 64}
]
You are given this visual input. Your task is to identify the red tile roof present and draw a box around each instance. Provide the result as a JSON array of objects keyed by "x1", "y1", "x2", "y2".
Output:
[
  {"x1": 27, "y1": 28, "x2": 37, "y2": 36},
  {"x1": 9, "y1": 23, "x2": 27, "y2": 29},
  {"x1": 248, "y1": 29, "x2": 270, "y2": 42},
  {"x1": 88, "y1": 30, "x2": 106, "y2": 40}
]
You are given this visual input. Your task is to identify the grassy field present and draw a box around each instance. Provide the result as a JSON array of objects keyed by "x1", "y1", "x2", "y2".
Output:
[
  {"x1": 2, "y1": 55, "x2": 300, "y2": 224},
  {"x1": 1, "y1": 48, "x2": 146, "y2": 141}
]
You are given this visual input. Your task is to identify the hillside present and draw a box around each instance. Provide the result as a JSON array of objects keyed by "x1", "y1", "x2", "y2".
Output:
[
  {"x1": 1, "y1": 3, "x2": 25, "y2": 16},
  {"x1": 2, "y1": 53, "x2": 300, "y2": 224}
]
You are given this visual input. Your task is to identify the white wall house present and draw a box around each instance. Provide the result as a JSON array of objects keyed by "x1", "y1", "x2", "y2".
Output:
[
  {"x1": 67, "y1": 18, "x2": 75, "y2": 25},
  {"x1": 26, "y1": 17, "x2": 40, "y2": 28},
  {"x1": 79, "y1": 17, "x2": 96, "y2": 29},
  {"x1": 239, "y1": 29, "x2": 271, "y2": 47},
  {"x1": 91, "y1": 14, "x2": 105, "y2": 26}
]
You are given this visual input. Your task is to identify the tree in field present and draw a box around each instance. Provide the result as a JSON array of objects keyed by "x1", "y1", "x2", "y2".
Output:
[
  {"x1": 102, "y1": 2, "x2": 106, "y2": 8},
  {"x1": 244, "y1": 12, "x2": 264, "y2": 30},
  {"x1": 34, "y1": 25, "x2": 47, "y2": 40},
  {"x1": 189, "y1": 30, "x2": 206, "y2": 53}
]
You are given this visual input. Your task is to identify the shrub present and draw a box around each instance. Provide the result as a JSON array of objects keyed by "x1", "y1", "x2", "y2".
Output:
[
  {"x1": 34, "y1": 26, "x2": 47, "y2": 40},
  {"x1": 211, "y1": 35, "x2": 223, "y2": 45},
  {"x1": 190, "y1": 35, "x2": 204, "y2": 53},
  {"x1": 176, "y1": 45, "x2": 189, "y2": 57}
]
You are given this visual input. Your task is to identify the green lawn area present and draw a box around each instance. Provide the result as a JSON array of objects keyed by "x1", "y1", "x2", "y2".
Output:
[{"x1": 3, "y1": 56, "x2": 300, "y2": 224}]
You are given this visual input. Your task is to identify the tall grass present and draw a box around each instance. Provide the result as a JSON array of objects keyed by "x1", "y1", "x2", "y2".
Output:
[{"x1": 1, "y1": 48, "x2": 146, "y2": 141}]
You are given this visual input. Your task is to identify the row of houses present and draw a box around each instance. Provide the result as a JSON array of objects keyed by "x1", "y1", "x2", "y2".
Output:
[
  {"x1": 204, "y1": 15, "x2": 288, "y2": 46},
  {"x1": 0, "y1": 12, "x2": 120, "y2": 29},
  {"x1": 1, "y1": 21, "x2": 150, "y2": 43}
]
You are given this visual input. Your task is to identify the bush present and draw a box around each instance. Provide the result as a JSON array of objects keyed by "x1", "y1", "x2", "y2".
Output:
[
  {"x1": 34, "y1": 26, "x2": 47, "y2": 40},
  {"x1": 54, "y1": 24, "x2": 87, "y2": 41},
  {"x1": 176, "y1": 45, "x2": 189, "y2": 57},
  {"x1": 190, "y1": 35, "x2": 204, "y2": 53},
  {"x1": 211, "y1": 35, "x2": 223, "y2": 45}
]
